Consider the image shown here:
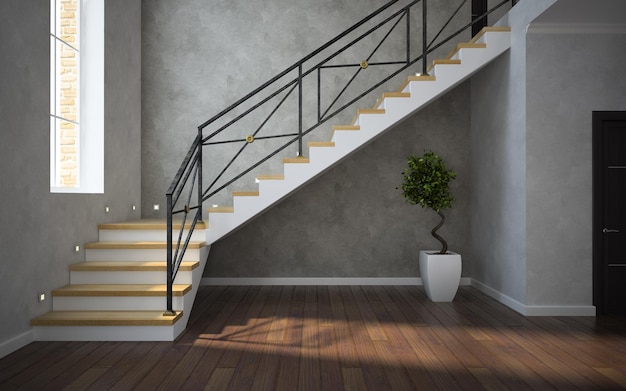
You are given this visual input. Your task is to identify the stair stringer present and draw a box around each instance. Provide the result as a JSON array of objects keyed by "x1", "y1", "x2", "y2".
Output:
[{"x1": 206, "y1": 29, "x2": 511, "y2": 245}]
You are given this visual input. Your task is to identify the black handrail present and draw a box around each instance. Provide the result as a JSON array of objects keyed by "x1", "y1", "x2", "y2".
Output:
[{"x1": 165, "y1": 0, "x2": 514, "y2": 315}]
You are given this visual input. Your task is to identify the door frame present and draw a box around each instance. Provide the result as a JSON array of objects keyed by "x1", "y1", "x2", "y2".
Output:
[{"x1": 592, "y1": 111, "x2": 626, "y2": 315}]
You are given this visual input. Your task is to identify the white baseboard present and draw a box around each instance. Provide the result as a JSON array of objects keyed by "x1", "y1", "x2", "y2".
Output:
[
  {"x1": 201, "y1": 277, "x2": 473, "y2": 286},
  {"x1": 470, "y1": 279, "x2": 527, "y2": 314},
  {"x1": 0, "y1": 330, "x2": 34, "y2": 359},
  {"x1": 471, "y1": 279, "x2": 596, "y2": 316},
  {"x1": 201, "y1": 277, "x2": 595, "y2": 316}
]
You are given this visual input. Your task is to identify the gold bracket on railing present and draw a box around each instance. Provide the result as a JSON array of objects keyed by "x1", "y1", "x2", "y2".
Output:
[
  {"x1": 360, "y1": 60, "x2": 369, "y2": 69},
  {"x1": 184, "y1": 204, "x2": 190, "y2": 213},
  {"x1": 246, "y1": 135, "x2": 254, "y2": 143}
]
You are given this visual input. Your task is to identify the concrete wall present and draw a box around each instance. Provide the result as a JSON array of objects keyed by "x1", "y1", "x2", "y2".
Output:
[
  {"x1": 140, "y1": 0, "x2": 473, "y2": 212},
  {"x1": 141, "y1": 0, "x2": 476, "y2": 279},
  {"x1": 469, "y1": 0, "x2": 555, "y2": 305},
  {"x1": 206, "y1": 83, "x2": 472, "y2": 278},
  {"x1": 0, "y1": 0, "x2": 142, "y2": 356},
  {"x1": 525, "y1": 31, "x2": 626, "y2": 306}
]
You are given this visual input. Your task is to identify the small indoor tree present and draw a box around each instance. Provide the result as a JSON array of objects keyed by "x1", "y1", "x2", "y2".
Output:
[{"x1": 400, "y1": 151, "x2": 456, "y2": 254}]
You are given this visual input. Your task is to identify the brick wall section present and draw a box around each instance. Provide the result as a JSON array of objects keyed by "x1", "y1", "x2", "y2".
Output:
[{"x1": 57, "y1": 0, "x2": 79, "y2": 187}]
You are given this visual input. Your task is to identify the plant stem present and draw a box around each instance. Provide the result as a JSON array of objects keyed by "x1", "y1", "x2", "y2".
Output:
[{"x1": 432, "y1": 211, "x2": 448, "y2": 254}]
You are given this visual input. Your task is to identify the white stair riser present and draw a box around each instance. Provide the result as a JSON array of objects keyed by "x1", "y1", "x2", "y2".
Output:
[
  {"x1": 52, "y1": 295, "x2": 187, "y2": 311},
  {"x1": 85, "y1": 247, "x2": 202, "y2": 262},
  {"x1": 70, "y1": 270, "x2": 193, "y2": 285},
  {"x1": 32, "y1": 323, "x2": 186, "y2": 341},
  {"x1": 99, "y1": 229, "x2": 205, "y2": 242}
]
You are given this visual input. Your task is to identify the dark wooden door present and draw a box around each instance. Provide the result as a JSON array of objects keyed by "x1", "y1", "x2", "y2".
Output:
[{"x1": 593, "y1": 111, "x2": 626, "y2": 314}]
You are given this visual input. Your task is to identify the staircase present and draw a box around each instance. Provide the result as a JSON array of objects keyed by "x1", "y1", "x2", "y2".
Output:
[
  {"x1": 31, "y1": 220, "x2": 209, "y2": 341},
  {"x1": 205, "y1": 27, "x2": 511, "y2": 244},
  {"x1": 31, "y1": 26, "x2": 510, "y2": 341}
]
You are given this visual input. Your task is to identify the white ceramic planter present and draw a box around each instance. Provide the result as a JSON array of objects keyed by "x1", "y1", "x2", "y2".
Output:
[{"x1": 419, "y1": 250, "x2": 462, "y2": 302}]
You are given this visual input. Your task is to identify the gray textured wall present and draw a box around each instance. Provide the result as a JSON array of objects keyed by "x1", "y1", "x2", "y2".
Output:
[
  {"x1": 141, "y1": 0, "x2": 475, "y2": 279},
  {"x1": 469, "y1": 0, "x2": 555, "y2": 304},
  {"x1": 141, "y1": 0, "x2": 471, "y2": 213},
  {"x1": 206, "y1": 83, "x2": 472, "y2": 278},
  {"x1": 525, "y1": 32, "x2": 626, "y2": 306},
  {"x1": 0, "y1": 0, "x2": 141, "y2": 350}
]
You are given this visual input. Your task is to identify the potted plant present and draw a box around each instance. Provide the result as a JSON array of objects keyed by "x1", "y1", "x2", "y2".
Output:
[{"x1": 400, "y1": 150, "x2": 461, "y2": 302}]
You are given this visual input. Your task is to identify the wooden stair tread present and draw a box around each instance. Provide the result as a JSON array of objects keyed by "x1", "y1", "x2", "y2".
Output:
[
  {"x1": 351, "y1": 108, "x2": 385, "y2": 125},
  {"x1": 332, "y1": 125, "x2": 360, "y2": 131},
  {"x1": 207, "y1": 206, "x2": 234, "y2": 213},
  {"x1": 445, "y1": 42, "x2": 487, "y2": 59},
  {"x1": 373, "y1": 92, "x2": 410, "y2": 108},
  {"x1": 431, "y1": 59, "x2": 462, "y2": 65},
  {"x1": 232, "y1": 191, "x2": 259, "y2": 197},
  {"x1": 31, "y1": 310, "x2": 183, "y2": 326},
  {"x1": 470, "y1": 26, "x2": 511, "y2": 44},
  {"x1": 256, "y1": 175, "x2": 285, "y2": 180},
  {"x1": 283, "y1": 157, "x2": 310, "y2": 164},
  {"x1": 308, "y1": 141, "x2": 335, "y2": 147},
  {"x1": 397, "y1": 75, "x2": 436, "y2": 92},
  {"x1": 331, "y1": 125, "x2": 360, "y2": 141},
  {"x1": 85, "y1": 241, "x2": 206, "y2": 250},
  {"x1": 52, "y1": 284, "x2": 191, "y2": 296},
  {"x1": 427, "y1": 58, "x2": 462, "y2": 73},
  {"x1": 69, "y1": 261, "x2": 199, "y2": 272},
  {"x1": 98, "y1": 219, "x2": 206, "y2": 230}
]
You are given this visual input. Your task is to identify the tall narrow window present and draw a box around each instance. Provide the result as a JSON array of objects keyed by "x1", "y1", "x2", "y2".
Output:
[
  {"x1": 50, "y1": 0, "x2": 103, "y2": 193},
  {"x1": 50, "y1": 0, "x2": 80, "y2": 188}
]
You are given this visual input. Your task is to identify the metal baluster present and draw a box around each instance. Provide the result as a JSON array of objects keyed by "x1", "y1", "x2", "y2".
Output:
[
  {"x1": 197, "y1": 129, "x2": 203, "y2": 223},
  {"x1": 165, "y1": 194, "x2": 174, "y2": 315},
  {"x1": 298, "y1": 64, "x2": 303, "y2": 157},
  {"x1": 422, "y1": 0, "x2": 428, "y2": 76}
]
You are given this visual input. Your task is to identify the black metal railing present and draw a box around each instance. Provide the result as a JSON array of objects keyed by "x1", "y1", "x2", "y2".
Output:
[{"x1": 165, "y1": 0, "x2": 514, "y2": 314}]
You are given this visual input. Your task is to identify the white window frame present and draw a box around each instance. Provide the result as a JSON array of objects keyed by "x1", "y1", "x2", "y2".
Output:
[{"x1": 50, "y1": 0, "x2": 104, "y2": 193}]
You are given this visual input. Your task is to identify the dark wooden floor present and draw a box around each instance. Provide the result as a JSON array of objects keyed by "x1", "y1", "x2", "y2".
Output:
[{"x1": 2, "y1": 285, "x2": 626, "y2": 390}]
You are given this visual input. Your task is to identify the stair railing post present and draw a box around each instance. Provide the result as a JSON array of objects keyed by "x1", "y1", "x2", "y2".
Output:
[
  {"x1": 165, "y1": 193, "x2": 175, "y2": 315},
  {"x1": 422, "y1": 0, "x2": 428, "y2": 76},
  {"x1": 196, "y1": 130, "x2": 203, "y2": 223},
  {"x1": 406, "y1": 6, "x2": 411, "y2": 65},
  {"x1": 298, "y1": 63, "x2": 303, "y2": 157}
]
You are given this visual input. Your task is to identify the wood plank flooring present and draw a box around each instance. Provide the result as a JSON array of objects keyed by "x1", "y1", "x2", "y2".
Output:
[{"x1": 2, "y1": 285, "x2": 626, "y2": 390}]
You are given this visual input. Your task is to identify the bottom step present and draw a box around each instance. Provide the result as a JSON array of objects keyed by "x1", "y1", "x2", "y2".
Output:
[{"x1": 31, "y1": 311, "x2": 186, "y2": 341}]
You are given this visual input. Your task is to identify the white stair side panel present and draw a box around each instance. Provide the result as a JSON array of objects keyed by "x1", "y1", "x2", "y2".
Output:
[
  {"x1": 70, "y1": 270, "x2": 193, "y2": 285},
  {"x1": 308, "y1": 147, "x2": 343, "y2": 169},
  {"x1": 483, "y1": 30, "x2": 511, "y2": 53},
  {"x1": 52, "y1": 295, "x2": 186, "y2": 311},
  {"x1": 85, "y1": 247, "x2": 202, "y2": 262},
  {"x1": 99, "y1": 228, "x2": 205, "y2": 242}
]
